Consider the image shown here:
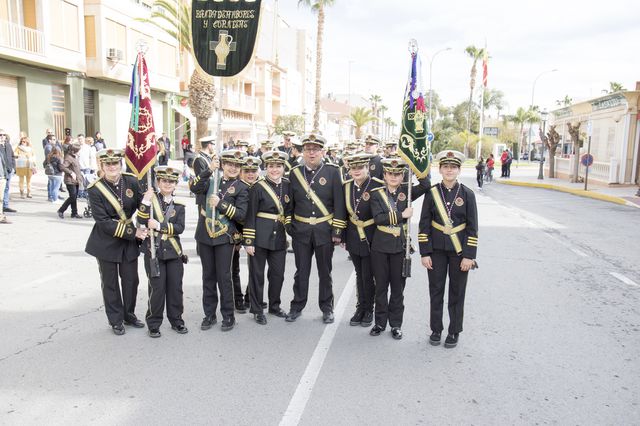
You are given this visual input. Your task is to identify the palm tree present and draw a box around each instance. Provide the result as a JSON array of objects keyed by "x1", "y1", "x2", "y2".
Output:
[
  {"x1": 137, "y1": 0, "x2": 216, "y2": 142},
  {"x1": 378, "y1": 104, "x2": 388, "y2": 138},
  {"x1": 368, "y1": 94, "x2": 383, "y2": 136},
  {"x1": 555, "y1": 95, "x2": 572, "y2": 106},
  {"x1": 350, "y1": 107, "x2": 375, "y2": 139},
  {"x1": 607, "y1": 81, "x2": 626, "y2": 93},
  {"x1": 299, "y1": 0, "x2": 336, "y2": 132},
  {"x1": 464, "y1": 45, "x2": 486, "y2": 134},
  {"x1": 509, "y1": 107, "x2": 530, "y2": 160},
  {"x1": 384, "y1": 117, "x2": 395, "y2": 140}
]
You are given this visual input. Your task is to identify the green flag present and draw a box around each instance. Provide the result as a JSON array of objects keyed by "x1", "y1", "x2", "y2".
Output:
[{"x1": 398, "y1": 49, "x2": 432, "y2": 179}]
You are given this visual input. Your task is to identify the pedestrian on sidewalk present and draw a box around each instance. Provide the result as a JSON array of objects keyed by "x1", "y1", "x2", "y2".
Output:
[
  {"x1": 45, "y1": 146, "x2": 64, "y2": 202},
  {"x1": 57, "y1": 143, "x2": 83, "y2": 219},
  {"x1": 0, "y1": 130, "x2": 16, "y2": 213},
  {"x1": 14, "y1": 136, "x2": 37, "y2": 198},
  {"x1": 506, "y1": 149, "x2": 513, "y2": 178},
  {"x1": 419, "y1": 150, "x2": 478, "y2": 349},
  {"x1": 475, "y1": 156, "x2": 485, "y2": 191},
  {"x1": 485, "y1": 154, "x2": 494, "y2": 182},
  {"x1": 500, "y1": 149, "x2": 508, "y2": 177},
  {"x1": 0, "y1": 132, "x2": 11, "y2": 224},
  {"x1": 181, "y1": 134, "x2": 190, "y2": 160},
  {"x1": 94, "y1": 131, "x2": 106, "y2": 151}
]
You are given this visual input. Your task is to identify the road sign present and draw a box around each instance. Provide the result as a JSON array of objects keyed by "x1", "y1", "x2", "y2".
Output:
[
  {"x1": 587, "y1": 120, "x2": 593, "y2": 137},
  {"x1": 581, "y1": 153, "x2": 594, "y2": 167},
  {"x1": 483, "y1": 127, "x2": 499, "y2": 136}
]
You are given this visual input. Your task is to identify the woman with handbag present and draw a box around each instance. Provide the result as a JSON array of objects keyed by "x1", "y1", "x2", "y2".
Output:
[
  {"x1": 45, "y1": 146, "x2": 64, "y2": 202},
  {"x1": 14, "y1": 136, "x2": 36, "y2": 198}
]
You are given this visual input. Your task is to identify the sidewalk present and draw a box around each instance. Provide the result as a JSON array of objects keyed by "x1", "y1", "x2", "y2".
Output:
[{"x1": 493, "y1": 164, "x2": 640, "y2": 209}]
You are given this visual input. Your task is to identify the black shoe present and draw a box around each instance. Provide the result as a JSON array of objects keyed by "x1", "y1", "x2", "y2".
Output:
[
  {"x1": 235, "y1": 300, "x2": 248, "y2": 314},
  {"x1": 444, "y1": 333, "x2": 459, "y2": 348},
  {"x1": 254, "y1": 313, "x2": 267, "y2": 325},
  {"x1": 148, "y1": 328, "x2": 161, "y2": 338},
  {"x1": 285, "y1": 310, "x2": 301, "y2": 322},
  {"x1": 369, "y1": 324, "x2": 384, "y2": 336},
  {"x1": 221, "y1": 317, "x2": 235, "y2": 331},
  {"x1": 171, "y1": 324, "x2": 188, "y2": 334},
  {"x1": 268, "y1": 308, "x2": 287, "y2": 318},
  {"x1": 361, "y1": 311, "x2": 373, "y2": 327},
  {"x1": 70, "y1": 213, "x2": 83, "y2": 219},
  {"x1": 112, "y1": 323, "x2": 125, "y2": 335},
  {"x1": 57, "y1": 211, "x2": 64, "y2": 219},
  {"x1": 429, "y1": 331, "x2": 442, "y2": 346},
  {"x1": 124, "y1": 318, "x2": 145, "y2": 328},
  {"x1": 201, "y1": 315, "x2": 217, "y2": 330},
  {"x1": 349, "y1": 310, "x2": 364, "y2": 326},
  {"x1": 261, "y1": 302, "x2": 268, "y2": 309},
  {"x1": 3, "y1": 207, "x2": 16, "y2": 213},
  {"x1": 59, "y1": 187, "x2": 66, "y2": 192},
  {"x1": 391, "y1": 327, "x2": 403, "y2": 340},
  {"x1": 323, "y1": 311, "x2": 335, "y2": 324}
]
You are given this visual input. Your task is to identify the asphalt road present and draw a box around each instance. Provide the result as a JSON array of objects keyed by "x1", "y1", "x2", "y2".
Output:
[{"x1": 1, "y1": 169, "x2": 639, "y2": 425}]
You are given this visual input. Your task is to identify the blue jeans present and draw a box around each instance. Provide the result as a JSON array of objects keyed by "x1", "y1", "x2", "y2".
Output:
[
  {"x1": 48, "y1": 175, "x2": 63, "y2": 201},
  {"x1": 3, "y1": 172, "x2": 12, "y2": 208}
]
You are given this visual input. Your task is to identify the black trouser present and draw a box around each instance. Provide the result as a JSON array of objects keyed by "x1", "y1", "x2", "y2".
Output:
[
  {"x1": 59, "y1": 183, "x2": 78, "y2": 215},
  {"x1": 143, "y1": 255, "x2": 184, "y2": 329},
  {"x1": 290, "y1": 236, "x2": 334, "y2": 313},
  {"x1": 97, "y1": 258, "x2": 139, "y2": 326},
  {"x1": 501, "y1": 163, "x2": 507, "y2": 177},
  {"x1": 249, "y1": 247, "x2": 286, "y2": 314},
  {"x1": 371, "y1": 251, "x2": 406, "y2": 328},
  {"x1": 476, "y1": 173, "x2": 483, "y2": 188},
  {"x1": 426, "y1": 249, "x2": 469, "y2": 335},
  {"x1": 350, "y1": 252, "x2": 375, "y2": 313},
  {"x1": 506, "y1": 162, "x2": 511, "y2": 177},
  {"x1": 232, "y1": 246, "x2": 249, "y2": 305},
  {"x1": 198, "y1": 242, "x2": 235, "y2": 320}
]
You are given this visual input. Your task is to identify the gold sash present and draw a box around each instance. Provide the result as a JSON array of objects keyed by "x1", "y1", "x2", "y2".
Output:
[
  {"x1": 151, "y1": 195, "x2": 182, "y2": 255},
  {"x1": 291, "y1": 167, "x2": 330, "y2": 217},
  {"x1": 257, "y1": 179, "x2": 284, "y2": 216},
  {"x1": 345, "y1": 182, "x2": 373, "y2": 240},
  {"x1": 430, "y1": 186, "x2": 463, "y2": 254}
]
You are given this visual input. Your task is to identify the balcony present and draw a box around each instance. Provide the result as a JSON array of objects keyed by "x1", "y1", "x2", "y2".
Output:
[
  {"x1": 272, "y1": 84, "x2": 280, "y2": 98},
  {"x1": 223, "y1": 93, "x2": 257, "y2": 114},
  {"x1": 0, "y1": 20, "x2": 45, "y2": 55}
]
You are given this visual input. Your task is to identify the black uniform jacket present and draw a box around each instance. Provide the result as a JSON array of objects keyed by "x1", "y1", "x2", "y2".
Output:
[
  {"x1": 137, "y1": 193, "x2": 185, "y2": 261},
  {"x1": 370, "y1": 179, "x2": 429, "y2": 254},
  {"x1": 368, "y1": 155, "x2": 383, "y2": 180},
  {"x1": 85, "y1": 173, "x2": 142, "y2": 263},
  {"x1": 190, "y1": 169, "x2": 249, "y2": 246},
  {"x1": 192, "y1": 152, "x2": 212, "y2": 208},
  {"x1": 243, "y1": 177, "x2": 292, "y2": 251},
  {"x1": 418, "y1": 182, "x2": 478, "y2": 259},
  {"x1": 343, "y1": 176, "x2": 384, "y2": 256},
  {"x1": 289, "y1": 163, "x2": 347, "y2": 245}
]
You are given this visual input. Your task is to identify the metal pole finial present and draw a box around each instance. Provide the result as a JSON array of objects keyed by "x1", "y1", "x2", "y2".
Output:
[
  {"x1": 136, "y1": 40, "x2": 149, "y2": 55},
  {"x1": 408, "y1": 39, "x2": 418, "y2": 54}
]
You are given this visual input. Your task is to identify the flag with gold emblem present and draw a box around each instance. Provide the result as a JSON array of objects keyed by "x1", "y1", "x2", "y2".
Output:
[
  {"x1": 398, "y1": 41, "x2": 432, "y2": 179},
  {"x1": 125, "y1": 52, "x2": 157, "y2": 178}
]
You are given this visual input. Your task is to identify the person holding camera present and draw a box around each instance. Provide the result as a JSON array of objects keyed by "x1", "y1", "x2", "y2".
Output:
[{"x1": 138, "y1": 166, "x2": 188, "y2": 338}]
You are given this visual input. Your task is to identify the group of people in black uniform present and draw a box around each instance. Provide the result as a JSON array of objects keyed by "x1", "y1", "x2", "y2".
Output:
[{"x1": 84, "y1": 133, "x2": 478, "y2": 348}]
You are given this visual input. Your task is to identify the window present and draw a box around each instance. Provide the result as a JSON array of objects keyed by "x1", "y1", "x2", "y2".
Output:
[{"x1": 50, "y1": 0, "x2": 79, "y2": 51}]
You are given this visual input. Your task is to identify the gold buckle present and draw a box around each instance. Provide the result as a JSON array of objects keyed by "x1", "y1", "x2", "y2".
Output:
[{"x1": 309, "y1": 217, "x2": 317, "y2": 225}]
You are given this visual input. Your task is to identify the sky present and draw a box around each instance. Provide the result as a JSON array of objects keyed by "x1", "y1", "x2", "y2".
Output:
[{"x1": 277, "y1": 0, "x2": 640, "y2": 122}]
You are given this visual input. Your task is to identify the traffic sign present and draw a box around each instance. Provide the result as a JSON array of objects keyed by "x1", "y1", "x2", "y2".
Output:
[{"x1": 581, "y1": 153, "x2": 594, "y2": 167}]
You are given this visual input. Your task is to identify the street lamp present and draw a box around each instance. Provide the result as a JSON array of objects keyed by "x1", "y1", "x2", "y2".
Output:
[
  {"x1": 528, "y1": 68, "x2": 558, "y2": 160},
  {"x1": 428, "y1": 47, "x2": 452, "y2": 127},
  {"x1": 538, "y1": 109, "x2": 548, "y2": 180},
  {"x1": 347, "y1": 60, "x2": 355, "y2": 114}
]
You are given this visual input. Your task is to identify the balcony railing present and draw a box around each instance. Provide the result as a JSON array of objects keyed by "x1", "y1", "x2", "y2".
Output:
[
  {"x1": 223, "y1": 93, "x2": 256, "y2": 112},
  {"x1": 0, "y1": 20, "x2": 45, "y2": 55}
]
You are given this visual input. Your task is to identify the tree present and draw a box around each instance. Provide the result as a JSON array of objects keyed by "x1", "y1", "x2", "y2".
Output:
[
  {"x1": 368, "y1": 94, "x2": 383, "y2": 136},
  {"x1": 378, "y1": 104, "x2": 388, "y2": 139},
  {"x1": 274, "y1": 115, "x2": 305, "y2": 136},
  {"x1": 482, "y1": 88, "x2": 505, "y2": 112},
  {"x1": 540, "y1": 124, "x2": 561, "y2": 178},
  {"x1": 384, "y1": 117, "x2": 396, "y2": 140},
  {"x1": 607, "y1": 81, "x2": 626, "y2": 93},
  {"x1": 452, "y1": 101, "x2": 479, "y2": 134},
  {"x1": 508, "y1": 107, "x2": 533, "y2": 160},
  {"x1": 137, "y1": 0, "x2": 216, "y2": 142},
  {"x1": 350, "y1": 107, "x2": 375, "y2": 139},
  {"x1": 464, "y1": 45, "x2": 486, "y2": 135},
  {"x1": 555, "y1": 95, "x2": 572, "y2": 106},
  {"x1": 298, "y1": 0, "x2": 336, "y2": 132}
]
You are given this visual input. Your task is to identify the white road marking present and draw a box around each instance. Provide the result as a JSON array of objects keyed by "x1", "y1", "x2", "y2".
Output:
[
  {"x1": 570, "y1": 248, "x2": 588, "y2": 257},
  {"x1": 21, "y1": 271, "x2": 68, "y2": 288},
  {"x1": 609, "y1": 272, "x2": 639, "y2": 287},
  {"x1": 279, "y1": 271, "x2": 357, "y2": 426}
]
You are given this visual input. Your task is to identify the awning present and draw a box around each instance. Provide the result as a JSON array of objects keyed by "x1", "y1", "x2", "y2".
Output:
[{"x1": 172, "y1": 103, "x2": 195, "y2": 122}]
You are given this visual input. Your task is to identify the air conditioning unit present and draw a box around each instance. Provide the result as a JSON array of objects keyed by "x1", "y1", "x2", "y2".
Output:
[{"x1": 106, "y1": 48, "x2": 123, "y2": 61}]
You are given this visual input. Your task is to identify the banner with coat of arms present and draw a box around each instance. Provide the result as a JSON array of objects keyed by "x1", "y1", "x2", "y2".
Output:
[
  {"x1": 125, "y1": 52, "x2": 157, "y2": 179},
  {"x1": 398, "y1": 41, "x2": 432, "y2": 179}
]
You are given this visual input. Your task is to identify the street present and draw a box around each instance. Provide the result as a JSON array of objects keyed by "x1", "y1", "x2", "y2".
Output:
[{"x1": 1, "y1": 168, "x2": 639, "y2": 425}]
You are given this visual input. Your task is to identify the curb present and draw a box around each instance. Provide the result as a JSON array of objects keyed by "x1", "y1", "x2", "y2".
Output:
[{"x1": 496, "y1": 179, "x2": 639, "y2": 208}]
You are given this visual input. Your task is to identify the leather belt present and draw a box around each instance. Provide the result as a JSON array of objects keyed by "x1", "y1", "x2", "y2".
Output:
[
  {"x1": 257, "y1": 212, "x2": 285, "y2": 223},
  {"x1": 376, "y1": 224, "x2": 407, "y2": 238},
  {"x1": 294, "y1": 213, "x2": 333, "y2": 225},
  {"x1": 431, "y1": 221, "x2": 466, "y2": 235}
]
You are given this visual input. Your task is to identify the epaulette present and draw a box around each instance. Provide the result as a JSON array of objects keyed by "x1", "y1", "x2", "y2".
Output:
[
  {"x1": 122, "y1": 172, "x2": 137, "y2": 178},
  {"x1": 371, "y1": 186, "x2": 385, "y2": 192},
  {"x1": 342, "y1": 178, "x2": 354, "y2": 185},
  {"x1": 372, "y1": 177, "x2": 384, "y2": 184},
  {"x1": 325, "y1": 162, "x2": 339, "y2": 168},
  {"x1": 87, "y1": 176, "x2": 103, "y2": 189}
]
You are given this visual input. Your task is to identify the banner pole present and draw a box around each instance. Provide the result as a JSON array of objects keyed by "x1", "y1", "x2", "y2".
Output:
[
  {"x1": 147, "y1": 171, "x2": 156, "y2": 260},
  {"x1": 402, "y1": 168, "x2": 413, "y2": 278},
  {"x1": 212, "y1": 77, "x2": 225, "y2": 230}
]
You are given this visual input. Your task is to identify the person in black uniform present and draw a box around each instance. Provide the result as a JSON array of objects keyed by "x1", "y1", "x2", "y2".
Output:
[
  {"x1": 244, "y1": 150, "x2": 291, "y2": 324},
  {"x1": 192, "y1": 136, "x2": 216, "y2": 208},
  {"x1": 286, "y1": 134, "x2": 347, "y2": 323},
  {"x1": 342, "y1": 153, "x2": 384, "y2": 327},
  {"x1": 254, "y1": 140, "x2": 272, "y2": 168},
  {"x1": 138, "y1": 166, "x2": 188, "y2": 337},
  {"x1": 369, "y1": 157, "x2": 429, "y2": 340},
  {"x1": 231, "y1": 157, "x2": 262, "y2": 313},
  {"x1": 190, "y1": 149, "x2": 249, "y2": 332},
  {"x1": 419, "y1": 150, "x2": 478, "y2": 348},
  {"x1": 279, "y1": 131, "x2": 295, "y2": 157},
  {"x1": 235, "y1": 140, "x2": 250, "y2": 153},
  {"x1": 383, "y1": 140, "x2": 398, "y2": 158},
  {"x1": 85, "y1": 149, "x2": 148, "y2": 335},
  {"x1": 363, "y1": 135, "x2": 383, "y2": 180}
]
